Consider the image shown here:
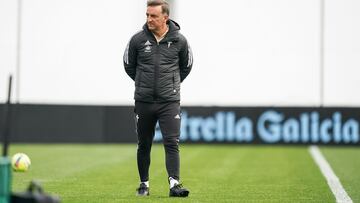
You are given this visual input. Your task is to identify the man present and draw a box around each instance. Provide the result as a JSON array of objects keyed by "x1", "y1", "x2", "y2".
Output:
[{"x1": 123, "y1": 0, "x2": 193, "y2": 198}]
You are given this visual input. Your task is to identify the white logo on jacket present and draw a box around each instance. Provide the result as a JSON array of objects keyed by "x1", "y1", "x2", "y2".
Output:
[{"x1": 144, "y1": 40, "x2": 152, "y2": 53}]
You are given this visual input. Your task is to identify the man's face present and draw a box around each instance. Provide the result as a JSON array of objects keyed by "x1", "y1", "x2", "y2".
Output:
[{"x1": 146, "y1": 5, "x2": 168, "y2": 32}]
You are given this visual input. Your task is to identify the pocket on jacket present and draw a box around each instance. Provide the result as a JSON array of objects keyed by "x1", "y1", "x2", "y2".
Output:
[{"x1": 135, "y1": 71, "x2": 142, "y2": 86}]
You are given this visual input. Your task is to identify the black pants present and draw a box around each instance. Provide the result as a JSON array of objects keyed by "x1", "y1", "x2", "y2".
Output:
[{"x1": 134, "y1": 101, "x2": 181, "y2": 182}]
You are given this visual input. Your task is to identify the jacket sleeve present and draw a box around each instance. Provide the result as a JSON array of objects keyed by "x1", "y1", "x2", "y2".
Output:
[
  {"x1": 123, "y1": 37, "x2": 137, "y2": 81},
  {"x1": 179, "y1": 37, "x2": 193, "y2": 82}
]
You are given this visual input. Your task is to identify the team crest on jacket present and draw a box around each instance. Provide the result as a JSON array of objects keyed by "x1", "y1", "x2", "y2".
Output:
[{"x1": 144, "y1": 40, "x2": 152, "y2": 52}]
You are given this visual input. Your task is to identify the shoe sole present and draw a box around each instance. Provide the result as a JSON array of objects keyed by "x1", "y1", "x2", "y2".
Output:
[
  {"x1": 169, "y1": 190, "x2": 189, "y2": 197},
  {"x1": 136, "y1": 191, "x2": 149, "y2": 196},
  {"x1": 136, "y1": 193, "x2": 149, "y2": 196}
]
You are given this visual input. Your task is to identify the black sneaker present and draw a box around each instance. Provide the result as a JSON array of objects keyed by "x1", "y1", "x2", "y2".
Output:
[
  {"x1": 136, "y1": 183, "x2": 149, "y2": 196},
  {"x1": 169, "y1": 183, "x2": 189, "y2": 197}
]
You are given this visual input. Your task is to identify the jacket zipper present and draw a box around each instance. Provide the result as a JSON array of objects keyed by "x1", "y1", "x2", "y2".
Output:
[
  {"x1": 173, "y1": 71, "x2": 176, "y2": 93},
  {"x1": 153, "y1": 41, "x2": 160, "y2": 101}
]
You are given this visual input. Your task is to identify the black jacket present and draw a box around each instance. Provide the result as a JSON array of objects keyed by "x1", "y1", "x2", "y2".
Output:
[{"x1": 124, "y1": 20, "x2": 193, "y2": 102}]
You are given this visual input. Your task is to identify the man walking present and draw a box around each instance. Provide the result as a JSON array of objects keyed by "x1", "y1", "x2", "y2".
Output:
[{"x1": 123, "y1": 0, "x2": 193, "y2": 197}]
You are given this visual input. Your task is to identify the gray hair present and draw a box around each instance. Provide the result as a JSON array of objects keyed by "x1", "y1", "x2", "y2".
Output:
[{"x1": 147, "y1": 0, "x2": 170, "y2": 16}]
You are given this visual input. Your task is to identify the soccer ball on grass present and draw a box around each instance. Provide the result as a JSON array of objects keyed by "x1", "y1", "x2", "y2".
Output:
[{"x1": 11, "y1": 153, "x2": 31, "y2": 172}]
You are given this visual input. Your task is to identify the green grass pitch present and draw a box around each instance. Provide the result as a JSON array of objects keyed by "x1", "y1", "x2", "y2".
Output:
[{"x1": 4, "y1": 144, "x2": 360, "y2": 202}]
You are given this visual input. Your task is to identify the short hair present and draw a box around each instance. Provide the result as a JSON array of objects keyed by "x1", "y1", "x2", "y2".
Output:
[{"x1": 147, "y1": 0, "x2": 170, "y2": 16}]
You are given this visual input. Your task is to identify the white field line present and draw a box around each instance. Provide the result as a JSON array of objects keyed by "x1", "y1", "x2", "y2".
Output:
[{"x1": 309, "y1": 146, "x2": 353, "y2": 203}]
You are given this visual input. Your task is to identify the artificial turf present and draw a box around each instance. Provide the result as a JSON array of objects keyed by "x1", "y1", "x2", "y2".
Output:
[{"x1": 5, "y1": 144, "x2": 357, "y2": 202}]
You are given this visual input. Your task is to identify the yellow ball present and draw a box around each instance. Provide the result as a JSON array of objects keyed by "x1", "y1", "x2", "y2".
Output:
[{"x1": 11, "y1": 153, "x2": 31, "y2": 172}]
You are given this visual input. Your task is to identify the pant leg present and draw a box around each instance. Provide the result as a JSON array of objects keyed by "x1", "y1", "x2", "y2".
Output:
[
  {"x1": 134, "y1": 101, "x2": 157, "y2": 182},
  {"x1": 157, "y1": 102, "x2": 181, "y2": 180}
]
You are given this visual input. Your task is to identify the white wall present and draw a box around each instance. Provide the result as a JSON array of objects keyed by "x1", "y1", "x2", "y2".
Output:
[
  {"x1": 178, "y1": 0, "x2": 321, "y2": 106},
  {"x1": 18, "y1": 0, "x2": 146, "y2": 104},
  {"x1": 0, "y1": 0, "x2": 359, "y2": 106},
  {"x1": 324, "y1": 0, "x2": 360, "y2": 106},
  {"x1": 0, "y1": 0, "x2": 17, "y2": 102}
]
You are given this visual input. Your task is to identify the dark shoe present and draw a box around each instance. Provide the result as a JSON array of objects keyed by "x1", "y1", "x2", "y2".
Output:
[
  {"x1": 136, "y1": 183, "x2": 149, "y2": 196},
  {"x1": 169, "y1": 183, "x2": 189, "y2": 197}
]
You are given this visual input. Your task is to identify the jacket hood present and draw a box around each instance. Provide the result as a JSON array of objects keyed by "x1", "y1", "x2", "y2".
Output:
[{"x1": 168, "y1": 19, "x2": 180, "y2": 32}]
